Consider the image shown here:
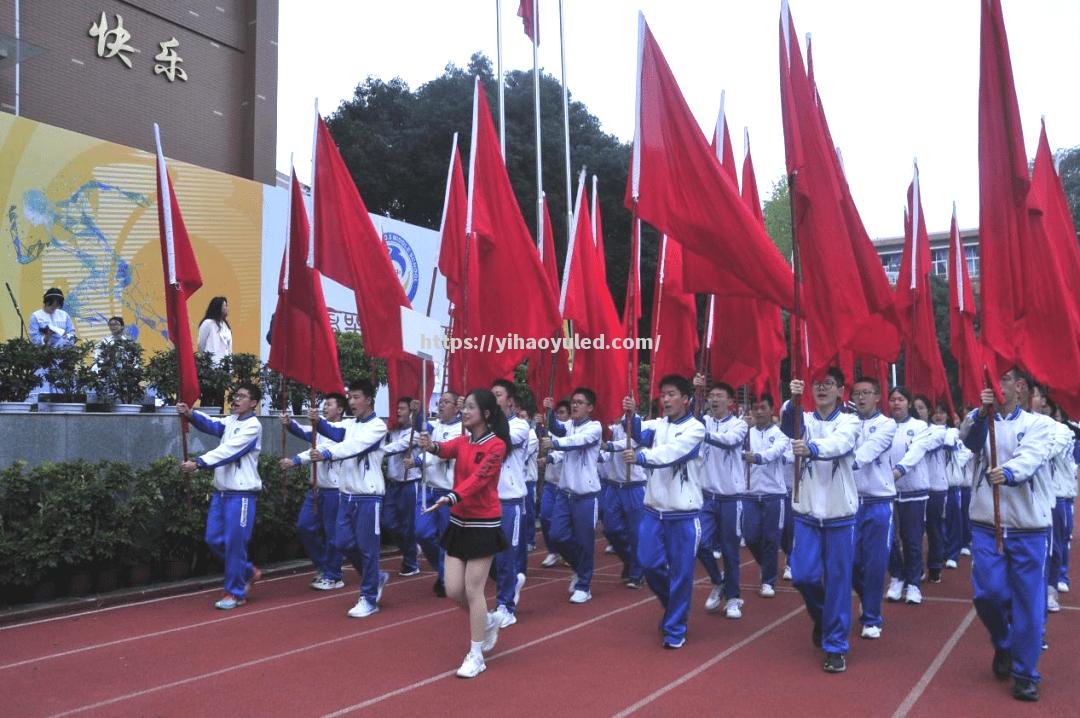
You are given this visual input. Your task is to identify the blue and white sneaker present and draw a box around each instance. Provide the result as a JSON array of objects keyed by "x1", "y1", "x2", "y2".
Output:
[
  {"x1": 215, "y1": 594, "x2": 246, "y2": 610},
  {"x1": 376, "y1": 571, "x2": 389, "y2": 603},
  {"x1": 663, "y1": 636, "x2": 686, "y2": 650}
]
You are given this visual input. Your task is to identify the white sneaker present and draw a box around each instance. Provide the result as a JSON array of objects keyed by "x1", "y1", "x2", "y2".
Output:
[
  {"x1": 541, "y1": 553, "x2": 559, "y2": 568},
  {"x1": 712, "y1": 550, "x2": 722, "y2": 560},
  {"x1": 514, "y1": 572, "x2": 526, "y2": 607},
  {"x1": 482, "y1": 612, "x2": 501, "y2": 652},
  {"x1": 376, "y1": 571, "x2": 389, "y2": 603},
  {"x1": 705, "y1": 585, "x2": 724, "y2": 612},
  {"x1": 945, "y1": 559, "x2": 958, "y2": 569},
  {"x1": 1058, "y1": 581, "x2": 1070, "y2": 594},
  {"x1": 568, "y1": 573, "x2": 578, "y2": 594},
  {"x1": 782, "y1": 564, "x2": 793, "y2": 581},
  {"x1": 760, "y1": 583, "x2": 776, "y2": 598},
  {"x1": 724, "y1": 598, "x2": 744, "y2": 619},
  {"x1": 604, "y1": 544, "x2": 616, "y2": 554},
  {"x1": 886, "y1": 578, "x2": 904, "y2": 602},
  {"x1": 960, "y1": 547, "x2": 971, "y2": 556},
  {"x1": 569, "y1": 589, "x2": 592, "y2": 604},
  {"x1": 739, "y1": 538, "x2": 746, "y2": 548},
  {"x1": 456, "y1": 651, "x2": 486, "y2": 678},
  {"x1": 904, "y1": 585, "x2": 923, "y2": 605},
  {"x1": 492, "y1": 604, "x2": 516, "y2": 628},
  {"x1": 1047, "y1": 585, "x2": 1061, "y2": 613},
  {"x1": 347, "y1": 597, "x2": 379, "y2": 618},
  {"x1": 860, "y1": 625, "x2": 882, "y2": 639},
  {"x1": 312, "y1": 577, "x2": 345, "y2": 590},
  {"x1": 309, "y1": 573, "x2": 324, "y2": 587}
]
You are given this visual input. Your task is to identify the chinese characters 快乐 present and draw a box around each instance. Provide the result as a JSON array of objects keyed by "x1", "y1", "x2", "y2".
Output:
[{"x1": 89, "y1": 13, "x2": 189, "y2": 83}]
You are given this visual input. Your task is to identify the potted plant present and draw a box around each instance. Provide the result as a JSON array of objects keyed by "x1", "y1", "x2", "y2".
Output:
[
  {"x1": 195, "y1": 351, "x2": 229, "y2": 415},
  {"x1": 153, "y1": 458, "x2": 212, "y2": 579},
  {"x1": 90, "y1": 340, "x2": 145, "y2": 413},
  {"x1": 261, "y1": 368, "x2": 309, "y2": 416},
  {"x1": 335, "y1": 331, "x2": 388, "y2": 387},
  {"x1": 145, "y1": 348, "x2": 181, "y2": 406},
  {"x1": 0, "y1": 338, "x2": 45, "y2": 411},
  {"x1": 39, "y1": 340, "x2": 94, "y2": 413},
  {"x1": 121, "y1": 464, "x2": 166, "y2": 585}
]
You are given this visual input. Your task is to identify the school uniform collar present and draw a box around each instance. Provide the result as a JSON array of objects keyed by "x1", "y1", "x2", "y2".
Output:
[
  {"x1": 572, "y1": 417, "x2": 592, "y2": 427},
  {"x1": 897, "y1": 415, "x2": 913, "y2": 424},
  {"x1": 860, "y1": 411, "x2": 882, "y2": 421},
  {"x1": 670, "y1": 411, "x2": 694, "y2": 425},
  {"x1": 813, "y1": 407, "x2": 843, "y2": 422},
  {"x1": 442, "y1": 415, "x2": 462, "y2": 425},
  {"x1": 999, "y1": 406, "x2": 1022, "y2": 421},
  {"x1": 356, "y1": 412, "x2": 377, "y2": 423},
  {"x1": 469, "y1": 431, "x2": 496, "y2": 445}
]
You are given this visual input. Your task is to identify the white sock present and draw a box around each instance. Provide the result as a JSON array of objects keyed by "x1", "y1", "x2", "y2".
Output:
[{"x1": 470, "y1": 640, "x2": 484, "y2": 656}]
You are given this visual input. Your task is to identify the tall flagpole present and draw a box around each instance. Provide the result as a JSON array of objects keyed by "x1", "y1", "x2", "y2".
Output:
[
  {"x1": 496, "y1": 0, "x2": 506, "y2": 158},
  {"x1": 558, "y1": 0, "x2": 573, "y2": 249},
  {"x1": 532, "y1": 0, "x2": 543, "y2": 251}
]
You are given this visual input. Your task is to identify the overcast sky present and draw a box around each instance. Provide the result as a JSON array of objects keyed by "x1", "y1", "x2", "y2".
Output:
[{"x1": 276, "y1": 0, "x2": 1080, "y2": 240}]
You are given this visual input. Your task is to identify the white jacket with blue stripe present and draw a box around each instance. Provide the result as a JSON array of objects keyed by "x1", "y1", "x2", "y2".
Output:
[
  {"x1": 700, "y1": 413, "x2": 749, "y2": 496},
  {"x1": 852, "y1": 412, "x2": 897, "y2": 499},
  {"x1": 547, "y1": 417, "x2": 602, "y2": 495},
  {"x1": 191, "y1": 411, "x2": 262, "y2": 492},
  {"x1": 299, "y1": 413, "x2": 388, "y2": 496},
  {"x1": 629, "y1": 412, "x2": 705, "y2": 513},
  {"x1": 780, "y1": 403, "x2": 860, "y2": 523}
]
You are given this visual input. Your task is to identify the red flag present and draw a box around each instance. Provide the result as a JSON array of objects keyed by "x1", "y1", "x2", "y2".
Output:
[
  {"x1": 629, "y1": 14, "x2": 794, "y2": 308},
  {"x1": 622, "y1": 218, "x2": 643, "y2": 402},
  {"x1": 267, "y1": 171, "x2": 343, "y2": 395},
  {"x1": 649, "y1": 235, "x2": 698, "y2": 399},
  {"x1": 591, "y1": 177, "x2": 608, "y2": 283},
  {"x1": 153, "y1": 125, "x2": 202, "y2": 407},
  {"x1": 896, "y1": 164, "x2": 951, "y2": 410},
  {"x1": 527, "y1": 198, "x2": 570, "y2": 401},
  {"x1": 517, "y1": 0, "x2": 538, "y2": 45},
  {"x1": 437, "y1": 134, "x2": 467, "y2": 310},
  {"x1": 460, "y1": 77, "x2": 561, "y2": 391},
  {"x1": 1021, "y1": 121, "x2": 1080, "y2": 408},
  {"x1": 978, "y1": 0, "x2": 1028, "y2": 380},
  {"x1": 948, "y1": 205, "x2": 983, "y2": 409}
]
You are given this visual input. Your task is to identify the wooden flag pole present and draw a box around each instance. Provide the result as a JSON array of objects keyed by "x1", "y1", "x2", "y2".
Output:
[
  {"x1": 983, "y1": 366, "x2": 1003, "y2": 553},
  {"x1": 626, "y1": 207, "x2": 640, "y2": 430},
  {"x1": 743, "y1": 384, "x2": 752, "y2": 492},
  {"x1": 788, "y1": 170, "x2": 803, "y2": 504}
]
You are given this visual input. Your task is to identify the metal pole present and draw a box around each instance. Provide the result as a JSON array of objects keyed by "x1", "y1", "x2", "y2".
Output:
[
  {"x1": 558, "y1": 0, "x2": 573, "y2": 249},
  {"x1": 496, "y1": 0, "x2": 506, "y2": 158},
  {"x1": 14, "y1": 0, "x2": 20, "y2": 116},
  {"x1": 532, "y1": 0, "x2": 543, "y2": 252}
]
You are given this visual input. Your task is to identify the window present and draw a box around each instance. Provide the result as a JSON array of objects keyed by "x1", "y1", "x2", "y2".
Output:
[
  {"x1": 880, "y1": 252, "x2": 901, "y2": 284},
  {"x1": 931, "y1": 248, "x2": 949, "y2": 277},
  {"x1": 965, "y1": 245, "x2": 979, "y2": 278}
]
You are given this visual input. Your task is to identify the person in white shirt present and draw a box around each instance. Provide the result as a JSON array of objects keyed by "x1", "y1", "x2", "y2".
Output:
[
  {"x1": 542, "y1": 388, "x2": 603, "y2": 604},
  {"x1": 923, "y1": 399, "x2": 956, "y2": 583},
  {"x1": 521, "y1": 406, "x2": 541, "y2": 560},
  {"x1": 781, "y1": 368, "x2": 860, "y2": 673},
  {"x1": 539, "y1": 401, "x2": 570, "y2": 567},
  {"x1": 621, "y1": 374, "x2": 705, "y2": 650},
  {"x1": 177, "y1": 382, "x2": 263, "y2": 610},
  {"x1": 412, "y1": 391, "x2": 462, "y2": 597},
  {"x1": 196, "y1": 296, "x2": 233, "y2": 364},
  {"x1": 280, "y1": 393, "x2": 349, "y2": 591},
  {"x1": 602, "y1": 419, "x2": 648, "y2": 588},
  {"x1": 383, "y1": 397, "x2": 423, "y2": 577},
  {"x1": 29, "y1": 287, "x2": 76, "y2": 349},
  {"x1": 490, "y1": 380, "x2": 531, "y2": 627},
  {"x1": 741, "y1": 393, "x2": 791, "y2": 599},
  {"x1": 944, "y1": 407, "x2": 975, "y2": 569}
]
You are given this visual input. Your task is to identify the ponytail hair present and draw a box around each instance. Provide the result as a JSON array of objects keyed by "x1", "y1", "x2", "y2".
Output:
[{"x1": 469, "y1": 388, "x2": 512, "y2": 455}]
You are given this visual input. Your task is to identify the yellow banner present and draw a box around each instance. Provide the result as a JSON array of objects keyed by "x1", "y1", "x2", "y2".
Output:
[{"x1": 0, "y1": 113, "x2": 263, "y2": 355}]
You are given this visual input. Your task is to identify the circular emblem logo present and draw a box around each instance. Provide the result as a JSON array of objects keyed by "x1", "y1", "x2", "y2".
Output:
[
  {"x1": 384, "y1": 232, "x2": 419, "y2": 302},
  {"x1": 907, "y1": 429, "x2": 915, "y2": 437},
  {"x1": 870, "y1": 426, "x2": 877, "y2": 433}
]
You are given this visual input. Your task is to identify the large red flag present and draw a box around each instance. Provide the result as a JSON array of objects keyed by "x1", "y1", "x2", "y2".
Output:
[
  {"x1": 462, "y1": 77, "x2": 561, "y2": 390},
  {"x1": 948, "y1": 205, "x2": 983, "y2": 409},
  {"x1": 517, "y1": 0, "x2": 538, "y2": 45},
  {"x1": 622, "y1": 218, "x2": 643, "y2": 403},
  {"x1": 978, "y1": 0, "x2": 1028, "y2": 380},
  {"x1": 896, "y1": 164, "x2": 951, "y2": 409},
  {"x1": 1023, "y1": 121, "x2": 1080, "y2": 411},
  {"x1": 437, "y1": 134, "x2": 467, "y2": 310},
  {"x1": 312, "y1": 114, "x2": 431, "y2": 409},
  {"x1": 267, "y1": 171, "x2": 343, "y2": 395},
  {"x1": 591, "y1": 176, "x2": 608, "y2": 283},
  {"x1": 629, "y1": 14, "x2": 793, "y2": 309},
  {"x1": 153, "y1": 125, "x2": 202, "y2": 407},
  {"x1": 649, "y1": 235, "x2": 698, "y2": 400},
  {"x1": 527, "y1": 197, "x2": 570, "y2": 402}
]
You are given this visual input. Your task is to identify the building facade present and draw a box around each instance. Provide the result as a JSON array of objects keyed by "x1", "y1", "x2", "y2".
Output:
[
  {"x1": 873, "y1": 226, "x2": 981, "y2": 291},
  {"x1": 0, "y1": 0, "x2": 277, "y2": 184}
]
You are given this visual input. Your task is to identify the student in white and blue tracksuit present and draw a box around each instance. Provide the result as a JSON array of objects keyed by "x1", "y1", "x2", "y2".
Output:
[
  {"x1": 692, "y1": 376, "x2": 748, "y2": 618},
  {"x1": 780, "y1": 369, "x2": 860, "y2": 673},
  {"x1": 885, "y1": 386, "x2": 942, "y2": 605},
  {"x1": 944, "y1": 418, "x2": 975, "y2": 566},
  {"x1": 177, "y1": 383, "x2": 263, "y2": 610},
  {"x1": 741, "y1": 392, "x2": 791, "y2": 596},
  {"x1": 1047, "y1": 419, "x2": 1077, "y2": 594},
  {"x1": 299, "y1": 379, "x2": 389, "y2": 618},
  {"x1": 543, "y1": 388, "x2": 603, "y2": 603},
  {"x1": 490, "y1": 380, "x2": 531, "y2": 626},
  {"x1": 603, "y1": 420, "x2": 648, "y2": 587},
  {"x1": 621, "y1": 374, "x2": 705, "y2": 650},
  {"x1": 848, "y1": 377, "x2": 897, "y2": 639},
  {"x1": 415, "y1": 392, "x2": 462, "y2": 597},
  {"x1": 521, "y1": 420, "x2": 540, "y2": 570},
  {"x1": 539, "y1": 401, "x2": 570, "y2": 567},
  {"x1": 963, "y1": 368, "x2": 1054, "y2": 702},
  {"x1": 922, "y1": 399, "x2": 951, "y2": 583},
  {"x1": 280, "y1": 393, "x2": 349, "y2": 591},
  {"x1": 383, "y1": 397, "x2": 422, "y2": 576}
]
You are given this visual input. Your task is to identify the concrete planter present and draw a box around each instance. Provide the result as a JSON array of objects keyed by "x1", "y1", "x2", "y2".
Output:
[
  {"x1": 37, "y1": 401, "x2": 86, "y2": 414},
  {"x1": 111, "y1": 404, "x2": 143, "y2": 414},
  {"x1": 0, "y1": 402, "x2": 33, "y2": 413}
]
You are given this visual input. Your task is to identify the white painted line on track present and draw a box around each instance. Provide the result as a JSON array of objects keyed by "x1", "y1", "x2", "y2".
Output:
[{"x1": 890, "y1": 608, "x2": 977, "y2": 718}]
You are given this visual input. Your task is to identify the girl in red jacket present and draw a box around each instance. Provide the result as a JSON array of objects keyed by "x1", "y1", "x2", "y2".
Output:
[{"x1": 420, "y1": 388, "x2": 511, "y2": 678}]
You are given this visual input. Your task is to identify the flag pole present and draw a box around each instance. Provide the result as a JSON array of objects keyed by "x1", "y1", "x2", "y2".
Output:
[
  {"x1": 983, "y1": 366, "x2": 1003, "y2": 553},
  {"x1": 695, "y1": 295, "x2": 714, "y2": 419},
  {"x1": 532, "y1": 0, "x2": 543, "y2": 252},
  {"x1": 558, "y1": 0, "x2": 573, "y2": 251},
  {"x1": 647, "y1": 234, "x2": 668, "y2": 419},
  {"x1": 788, "y1": 170, "x2": 803, "y2": 504},
  {"x1": 496, "y1": 0, "x2": 506, "y2": 158},
  {"x1": 743, "y1": 384, "x2": 752, "y2": 491},
  {"x1": 626, "y1": 211, "x2": 640, "y2": 425},
  {"x1": 280, "y1": 157, "x2": 295, "y2": 462}
]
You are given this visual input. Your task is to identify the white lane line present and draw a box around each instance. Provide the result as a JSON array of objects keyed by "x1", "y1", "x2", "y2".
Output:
[
  {"x1": 890, "y1": 608, "x2": 977, "y2": 718},
  {"x1": 611, "y1": 605, "x2": 805, "y2": 717},
  {"x1": 46, "y1": 577, "x2": 564, "y2": 717},
  {"x1": 322, "y1": 594, "x2": 659, "y2": 716}
]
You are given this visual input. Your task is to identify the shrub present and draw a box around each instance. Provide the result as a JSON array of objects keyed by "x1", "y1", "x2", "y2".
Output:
[
  {"x1": 0, "y1": 338, "x2": 46, "y2": 402},
  {"x1": 145, "y1": 348, "x2": 180, "y2": 405},
  {"x1": 41, "y1": 340, "x2": 95, "y2": 402},
  {"x1": 90, "y1": 340, "x2": 145, "y2": 405}
]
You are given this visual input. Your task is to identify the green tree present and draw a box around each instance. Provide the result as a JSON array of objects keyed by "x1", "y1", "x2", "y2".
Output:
[
  {"x1": 1054, "y1": 145, "x2": 1080, "y2": 243},
  {"x1": 761, "y1": 175, "x2": 793, "y2": 259}
]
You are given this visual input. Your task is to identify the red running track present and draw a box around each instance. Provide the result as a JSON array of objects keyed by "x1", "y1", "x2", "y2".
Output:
[{"x1": 2, "y1": 542, "x2": 1077, "y2": 717}]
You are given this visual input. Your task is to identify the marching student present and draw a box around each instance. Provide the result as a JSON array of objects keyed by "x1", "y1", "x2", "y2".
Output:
[
  {"x1": 919, "y1": 398, "x2": 950, "y2": 584},
  {"x1": 539, "y1": 400, "x2": 570, "y2": 568},
  {"x1": 885, "y1": 386, "x2": 942, "y2": 605},
  {"x1": 603, "y1": 418, "x2": 648, "y2": 588},
  {"x1": 621, "y1": 374, "x2": 705, "y2": 649},
  {"x1": 383, "y1": 397, "x2": 422, "y2": 577},
  {"x1": 963, "y1": 367, "x2": 1054, "y2": 702},
  {"x1": 543, "y1": 388, "x2": 603, "y2": 604},
  {"x1": 412, "y1": 392, "x2": 462, "y2": 597},
  {"x1": 279, "y1": 393, "x2": 349, "y2": 591},
  {"x1": 489, "y1": 379, "x2": 531, "y2": 628},
  {"x1": 847, "y1": 377, "x2": 898, "y2": 639},
  {"x1": 522, "y1": 408, "x2": 540, "y2": 560},
  {"x1": 1033, "y1": 387, "x2": 1078, "y2": 600},
  {"x1": 781, "y1": 369, "x2": 860, "y2": 673},
  {"x1": 740, "y1": 393, "x2": 791, "y2": 598},
  {"x1": 177, "y1": 383, "x2": 263, "y2": 610},
  {"x1": 417, "y1": 389, "x2": 510, "y2": 679},
  {"x1": 297, "y1": 378, "x2": 390, "y2": 618},
  {"x1": 692, "y1": 375, "x2": 749, "y2": 619},
  {"x1": 942, "y1": 405, "x2": 974, "y2": 570}
]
